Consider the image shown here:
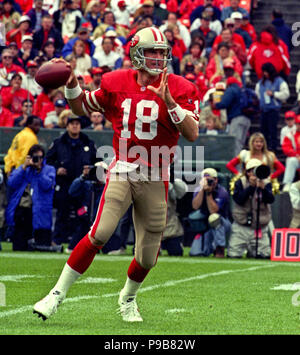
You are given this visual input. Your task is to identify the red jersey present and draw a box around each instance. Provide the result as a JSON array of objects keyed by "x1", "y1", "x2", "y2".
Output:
[{"x1": 82, "y1": 69, "x2": 199, "y2": 167}]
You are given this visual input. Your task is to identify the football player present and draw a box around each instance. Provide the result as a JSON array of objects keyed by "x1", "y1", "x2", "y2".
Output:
[{"x1": 33, "y1": 27, "x2": 199, "y2": 322}]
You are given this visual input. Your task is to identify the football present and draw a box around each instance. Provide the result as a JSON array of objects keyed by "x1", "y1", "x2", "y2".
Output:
[{"x1": 35, "y1": 61, "x2": 71, "y2": 89}]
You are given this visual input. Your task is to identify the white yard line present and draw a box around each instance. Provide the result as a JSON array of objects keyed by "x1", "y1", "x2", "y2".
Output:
[{"x1": 0, "y1": 264, "x2": 276, "y2": 319}]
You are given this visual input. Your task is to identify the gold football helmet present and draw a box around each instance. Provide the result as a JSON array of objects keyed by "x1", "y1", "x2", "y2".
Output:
[{"x1": 130, "y1": 27, "x2": 172, "y2": 76}]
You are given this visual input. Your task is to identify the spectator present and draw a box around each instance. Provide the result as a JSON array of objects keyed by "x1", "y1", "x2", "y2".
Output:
[
  {"x1": 200, "y1": 86, "x2": 227, "y2": 130},
  {"x1": 0, "y1": 48, "x2": 25, "y2": 87},
  {"x1": 93, "y1": 37, "x2": 123, "y2": 70},
  {"x1": 159, "y1": 12, "x2": 191, "y2": 49},
  {"x1": 271, "y1": 9, "x2": 293, "y2": 53},
  {"x1": 180, "y1": 41, "x2": 207, "y2": 76},
  {"x1": 161, "y1": 178, "x2": 188, "y2": 256},
  {"x1": 53, "y1": 0, "x2": 83, "y2": 42},
  {"x1": 214, "y1": 18, "x2": 246, "y2": 52},
  {"x1": 0, "y1": 73, "x2": 35, "y2": 119},
  {"x1": 14, "y1": 99, "x2": 34, "y2": 127},
  {"x1": 8, "y1": 41, "x2": 24, "y2": 68},
  {"x1": 230, "y1": 11, "x2": 252, "y2": 49},
  {"x1": 0, "y1": 168, "x2": 6, "y2": 250},
  {"x1": 295, "y1": 70, "x2": 300, "y2": 107},
  {"x1": 5, "y1": 144, "x2": 58, "y2": 252},
  {"x1": 163, "y1": 27, "x2": 186, "y2": 61},
  {"x1": 190, "y1": 12, "x2": 217, "y2": 53},
  {"x1": 206, "y1": 42, "x2": 243, "y2": 85},
  {"x1": 226, "y1": 132, "x2": 285, "y2": 194},
  {"x1": 66, "y1": 163, "x2": 106, "y2": 253},
  {"x1": 227, "y1": 158, "x2": 274, "y2": 259},
  {"x1": 112, "y1": 0, "x2": 131, "y2": 29},
  {"x1": 40, "y1": 38, "x2": 60, "y2": 60},
  {"x1": 32, "y1": 14, "x2": 64, "y2": 54},
  {"x1": 85, "y1": 111, "x2": 106, "y2": 131},
  {"x1": 190, "y1": 6, "x2": 222, "y2": 36},
  {"x1": 221, "y1": 0, "x2": 249, "y2": 22},
  {"x1": 26, "y1": 0, "x2": 49, "y2": 33},
  {"x1": 210, "y1": 27, "x2": 247, "y2": 66},
  {"x1": 45, "y1": 116, "x2": 97, "y2": 245},
  {"x1": 92, "y1": 10, "x2": 129, "y2": 41},
  {"x1": 133, "y1": 0, "x2": 162, "y2": 27},
  {"x1": 199, "y1": 113, "x2": 224, "y2": 135},
  {"x1": 61, "y1": 24, "x2": 96, "y2": 59},
  {"x1": 0, "y1": 0, "x2": 21, "y2": 33},
  {"x1": 38, "y1": 88, "x2": 65, "y2": 122},
  {"x1": 255, "y1": 62, "x2": 290, "y2": 152},
  {"x1": 289, "y1": 181, "x2": 300, "y2": 228},
  {"x1": 4, "y1": 115, "x2": 41, "y2": 176},
  {"x1": 241, "y1": 13, "x2": 257, "y2": 42},
  {"x1": 247, "y1": 30, "x2": 291, "y2": 80},
  {"x1": 93, "y1": 28, "x2": 125, "y2": 58},
  {"x1": 20, "y1": 60, "x2": 42, "y2": 97},
  {"x1": 190, "y1": 0, "x2": 222, "y2": 24},
  {"x1": 44, "y1": 99, "x2": 68, "y2": 129},
  {"x1": 153, "y1": 0, "x2": 168, "y2": 24},
  {"x1": 213, "y1": 60, "x2": 250, "y2": 156},
  {"x1": 66, "y1": 39, "x2": 94, "y2": 77},
  {"x1": 6, "y1": 15, "x2": 32, "y2": 49},
  {"x1": 0, "y1": 94, "x2": 14, "y2": 127},
  {"x1": 282, "y1": 115, "x2": 300, "y2": 192},
  {"x1": 84, "y1": 1, "x2": 104, "y2": 31},
  {"x1": 54, "y1": 108, "x2": 72, "y2": 129},
  {"x1": 280, "y1": 111, "x2": 296, "y2": 145},
  {"x1": 190, "y1": 168, "x2": 231, "y2": 257},
  {"x1": 18, "y1": 34, "x2": 39, "y2": 68},
  {"x1": 87, "y1": 67, "x2": 104, "y2": 91}
]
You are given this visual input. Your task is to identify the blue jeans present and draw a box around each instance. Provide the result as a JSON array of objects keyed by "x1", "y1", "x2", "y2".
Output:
[
  {"x1": 260, "y1": 109, "x2": 280, "y2": 152},
  {"x1": 190, "y1": 217, "x2": 232, "y2": 256}
]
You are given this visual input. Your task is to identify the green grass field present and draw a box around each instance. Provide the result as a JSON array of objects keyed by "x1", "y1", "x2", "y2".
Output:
[{"x1": 1, "y1": 241, "x2": 300, "y2": 336}]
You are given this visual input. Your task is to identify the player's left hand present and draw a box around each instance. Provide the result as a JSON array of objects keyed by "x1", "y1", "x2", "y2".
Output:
[{"x1": 147, "y1": 68, "x2": 177, "y2": 110}]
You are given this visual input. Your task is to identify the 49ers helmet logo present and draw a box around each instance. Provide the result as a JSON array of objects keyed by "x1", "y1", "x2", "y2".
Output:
[{"x1": 130, "y1": 35, "x2": 139, "y2": 47}]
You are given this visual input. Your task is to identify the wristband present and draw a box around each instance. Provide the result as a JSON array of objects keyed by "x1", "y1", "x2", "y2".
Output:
[
  {"x1": 64, "y1": 83, "x2": 82, "y2": 100},
  {"x1": 168, "y1": 104, "x2": 186, "y2": 124}
]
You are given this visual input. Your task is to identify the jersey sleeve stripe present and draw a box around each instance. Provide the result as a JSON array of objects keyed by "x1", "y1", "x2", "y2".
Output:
[{"x1": 84, "y1": 91, "x2": 100, "y2": 112}]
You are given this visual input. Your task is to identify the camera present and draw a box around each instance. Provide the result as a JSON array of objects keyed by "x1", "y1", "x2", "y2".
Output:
[
  {"x1": 207, "y1": 178, "x2": 214, "y2": 186},
  {"x1": 32, "y1": 156, "x2": 40, "y2": 163},
  {"x1": 254, "y1": 165, "x2": 270, "y2": 180}
]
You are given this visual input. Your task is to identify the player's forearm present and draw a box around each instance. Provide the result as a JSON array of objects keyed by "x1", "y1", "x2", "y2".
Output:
[
  {"x1": 65, "y1": 77, "x2": 86, "y2": 116},
  {"x1": 67, "y1": 93, "x2": 86, "y2": 117},
  {"x1": 176, "y1": 114, "x2": 199, "y2": 142}
]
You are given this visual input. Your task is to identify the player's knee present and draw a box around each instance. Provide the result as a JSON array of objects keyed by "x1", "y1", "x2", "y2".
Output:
[{"x1": 144, "y1": 209, "x2": 167, "y2": 234}]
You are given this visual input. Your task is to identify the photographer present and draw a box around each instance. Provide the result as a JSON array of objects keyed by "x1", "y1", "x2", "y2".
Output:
[
  {"x1": 190, "y1": 168, "x2": 231, "y2": 257},
  {"x1": 227, "y1": 158, "x2": 274, "y2": 258},
  {"x1": 66, "y1": 162, "x2": 106, "y2": 253},
  {"x1": 5, "y1": 144, "x2": 57, "y2": 251}
]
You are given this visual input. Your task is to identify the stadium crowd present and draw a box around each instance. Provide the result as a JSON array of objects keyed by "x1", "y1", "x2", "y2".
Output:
[{"x1": 0, "y1": 0, "x2": 299, "y2": 259}]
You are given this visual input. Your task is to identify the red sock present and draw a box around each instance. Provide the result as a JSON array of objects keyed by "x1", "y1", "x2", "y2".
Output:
[
  {"x1": 67, "y1": 234, "x2": 101, "y2": 274},
  {"x1": 127, "y1": 258, "x2": 150, "y2": 283}
]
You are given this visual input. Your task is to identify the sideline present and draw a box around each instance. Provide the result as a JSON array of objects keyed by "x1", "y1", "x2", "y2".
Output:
[{"x1": 2, "y1": 251, "x2": 300, "y2": 266}]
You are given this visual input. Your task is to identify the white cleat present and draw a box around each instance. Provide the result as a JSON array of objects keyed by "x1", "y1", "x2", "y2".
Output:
[
  {"x1": 117, "y1": 290, "x2": 143, "y2": 322},
  {"x1": 33, "y1": 290, "x2": 65, "y2": 321}
]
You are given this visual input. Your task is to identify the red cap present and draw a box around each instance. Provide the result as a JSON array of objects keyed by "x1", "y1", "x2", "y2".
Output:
[
  {"x1": 27, "y1": 60, "x2": 38, "y2": 68},
  {"x1": 285, "y1": 111, "x2": 296, "y2": 119},
  {"x1": 90, "y1": 67, "x2": 103, "y2": 75},
  {"x1": 296, "y1": 115, "x2": 300, "y2": 124},
  {"x1": 118, "y1": 0, "x2": 126, "y2": 7}
]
